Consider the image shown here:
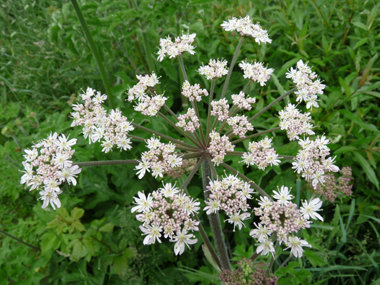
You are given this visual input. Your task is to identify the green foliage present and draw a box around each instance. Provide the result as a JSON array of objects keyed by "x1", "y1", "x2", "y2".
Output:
[{"x1": 1, "y1": 0, "x2": 380, "y2": 284}]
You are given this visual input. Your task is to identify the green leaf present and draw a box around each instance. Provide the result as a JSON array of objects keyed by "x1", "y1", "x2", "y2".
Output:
[
  {"x1": 304, "y1": 250, "x2": 325, "y2": 267},
  {"x1": 338, "y1": 77, "x2": 352, "y2": 97},
  {"x1": 353, "y1": 38, "x2": 368, "y2": 50},
  {"x1": 71, "y1": 207, "x2": 85, "y2": 220},
  {"x1": 352, "y1": 21, "x2": 367, "y2": 30},
  {"x1": 339, "y1": 109, "x2": 380, "y2": 133},
  {"x1": 352, "y1": 152, "x2": 379, "y2": 189},
  {"x1": 334, "y1": 146, "x2": 357, "y2": 154},
  {"x1": 99, "y1": 223, "x2": 114, "y2": 232}
]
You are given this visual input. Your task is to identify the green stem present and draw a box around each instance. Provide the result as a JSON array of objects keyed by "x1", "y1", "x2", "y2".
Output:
[
  {"x1": 71, "y1": 0, "x2": 115, "y2": 109},
  {"x1": 178, "y1": 55, "x2": 188, "y2": 81},
  {"x1": 248, "y1": 88, "x2": 296, "y2": 123},
  {"x1": 158, "y1": 112, "x2": 202, "y2": 147},
  {"x1": 180, "y1": 156, "x2": 205, "y2": 190},
  {"x1": 141, "y1": 29, "x2": 162, "y2": 94},
  {"x1": 181, "y1": 152, "x2": 204, "y2": 159},
  {"x1": 242, "y1": 81, "x2": 252, "y2": 93},
  {"x1": 220, "y1": 37, "x2": 244, "y2": 99},
  {"x1": 206, "y1": 79, "x2": 215, "y2": 143},
  {"x1": 0, "y1": 230, "x2": 40, "y2": 251},
  {"x1": 74, "y1": 160, "x2": 139, "y2": 167},
  {"x1": 191, "y1": 101, "x2": 206, "y2": 146},
  {"x1": 202, "y1": 160, "x2": 231, "y2": 271},
  {"x1": 266, "y1": 241, "x2": 280, "y2": 274},
  {"x1": 131, "y1": 122, "x2": 195, "y2": 149},
  {"x1": 231, "y1": 127, "x2": 281, "y2": 144},
  {"x1": 220, "y1": 162, "x2": 272, "y2": 200}
]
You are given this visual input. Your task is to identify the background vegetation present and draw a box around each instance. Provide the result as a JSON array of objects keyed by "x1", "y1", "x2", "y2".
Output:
[{"x1": 0, "y1": 0, "x2": 379, "y2": 284}]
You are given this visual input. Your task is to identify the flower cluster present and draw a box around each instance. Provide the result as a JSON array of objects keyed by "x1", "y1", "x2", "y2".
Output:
[
  {"x1": 252, "y1": 187, "x2": 323, "y2": 258},
  {"x1": 227, "y1": 115, "x2": 253, "y2": 138},
  {"x1": 127, "y1": 73, "x2": 160, "y2": 102},
  {"x1": 221, "y1": 16, "x2": 272, "y2": 44},
  {"x1": 208, "y1": 131, "x2": 235, "y2": 166},
  {"x1": 211, "y1": 98, "x2": 230, "y2": 121},
  {"x1": 198, "y1": 59, "x2": 228, "y2": 80},
  {"x1": 181, "y1": 81, "x2": 208, "y2": 102},
  {"x1": 308, "y1": 166, "x2": 353, "y2": 202},
  {"x1": 231, "y1": 91, "x2": 256, "y2": 110},
  {"x1": 204, "y1": 175, "x2": 254, "y2": 231},
  {"x1": 279, "y1": 103, "x2": 315, "y2": 141},
  {"x1": 134, "y1": 94, "x2": 168, "y2": 117},
  {"x1": 241, "y1": 137, "x2": 280, "y2": 170},
  {"x1": 71, "y1": 87, "x2": 134, "y2": 153},
  {"x1": 176, "y1": 108, "x2": 200, "y2": 133},
  {"x1": 135, "y1": 137, "x2": 183, "y2": 179},
  {"x1": 286, "y1": 60, "x2": 325, "y2": 109},
  {"x1": 131, "y1": 184, "x2": 199, "y2": 255},
  {"x1": 157, "y1": 33, "x2": 196, "y2": 61},
  {"x1": 20, "y1": 132, "x2": 81, "y2": 210},
  {"x1": 239, "y1": 61, "x2": 274, "y2": 86},
  {"x1": 219, "y1": 258, "x2": 278, "y2": 285},
  {"x1": 292, "y1": 136, "x2": 339, "y2": 188}
]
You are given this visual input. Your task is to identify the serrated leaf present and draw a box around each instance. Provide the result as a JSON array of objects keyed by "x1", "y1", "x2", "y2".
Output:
[
  {"x1": 71, "y1": 240, "x2": 86, "y2": 261},
  {"x1": 71, "y1": 207, "x2": 85, "y2": 220}
]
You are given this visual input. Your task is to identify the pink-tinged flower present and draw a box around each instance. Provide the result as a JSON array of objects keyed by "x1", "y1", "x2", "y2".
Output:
[
  {"x1": 23, "y1": 148, "x2": 38, "y2": 162},
  {"x1": 221, "y1": 16, "x2": 272, "y2": 44},
  {"x1": 225, "y1": 211, "x2": 251, "y2": 231},
  {"x1": 204, "y1": 199, "x2": 221, "y2": 215},
  {"x1": 140, "y1": 224, "x2": 162, "y2": 245},
  {"x1": 256, "y1": 239, "x2": 275, "y2": 256},
  {"x1": 20, "y1": 162, "x2": 34, "y2": 185},
  {"x1": 198, "y1": 59, "x2": 228, "y2": 80},
  {"x1": 157, "y1": 33, "x2": 196, "y2": 62},
  {"x1": 181, "y1": 80, "x2": 208, "y2": 101},
  {"x1": 250, "y1": 223, "x2": 271, "y2": 242},
  {"x1": 300, "y1": 198, "x2": 324, "y2": 221},
  {"x1": 40, "y1": 189, "x2": 61, "y2": 210},
  {"x1": 176, "y1": 108, "x2": 200, "y2": 133},
  {"x1": 131, "y1": 191, "x2": 153, "y2": 213},
  {"x1": 285, "y1": 236, "x2": 311, "y2": 258},
  {"x1": 273, "y1": 186, "x2": 293, "y2": 205},
  {"x1": 58, "y1": 165, "x2": 82, "y2": 186},
  {"x1": 171, "y1": 229, "x2": 198, "y2": 255},
  {"x1": 232, "y1": 91, "x2": 256, "y2": 110},
  {"x1": 239, "y1": 61, "x2": 274, "y2": 86},
  {"x1": 184, "y1": 197, "x2": 200, "y2": 215}
]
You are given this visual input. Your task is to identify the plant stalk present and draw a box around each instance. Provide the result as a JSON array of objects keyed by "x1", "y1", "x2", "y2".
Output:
[
  {"x1": 71, "y1": 0, "x2": 115, "y2": 109},
  {"x1": 202, "y1": 160, "x2": 231, "y2": 271}
]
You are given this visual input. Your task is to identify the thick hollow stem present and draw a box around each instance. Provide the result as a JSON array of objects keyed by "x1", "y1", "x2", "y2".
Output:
[
  {"x1": 248, "y1": 88, "x2": 296, "y2": 123},
  {"x1": 202, "y1": 160, "x2": 232, "y2": 271},
  {"x1": 71, "y1": 0, "x2": 115, "y2": 109},
  {"x1": 220, "y1": 163, "x2": 272, "y2": 200},
  {"x1": 221, "y1": 37, "x2": 244, "y2": 99},
  {"x1": 74, "y1": 160, "x2": 139, "y2": 167},
  {"x1": 132, "y1": 122, "x2": 195, "y2": 149},
  {"x1": 231, "y1": 127, "x2": 281, "y2": 144}
]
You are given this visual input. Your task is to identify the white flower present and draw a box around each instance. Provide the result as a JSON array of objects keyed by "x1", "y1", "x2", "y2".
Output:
[
  {"x1": 140, "y1": 224, "x2": 162, "y2": 245},
  {"x1": 300, "y1": 198, "x2": 324, "y2": 221},
  {"x1": 225, "y1": 211, "x2": 251, "y2": 231},
  {"x1": 20, "y1": 162, "x2": 34, "y2": 185},
  {"x1": 285, "y1": 236, "x2": 311, "y2": 258},
  {"x1": 159, "y1": 183, "x2": 180, "y2": 197},
  {"x1": 171, "y1": 229, "x2": 198, "y2": 256},
  {"x1": 273, "y1": 186, "x2": 293, "y2": 205},
  {"x1": 204, "y1": 199, "x2": 220, "y2": 215},
  {"x1": 135, "y1": 160, "x2": 150, "y2": 179},
  {"x1": 40, "y1": 189, "x2": 61, "y2": 210},
  {"x1": 55, "y1": 134, "x2": 77, "y2": 151},
  {"x1": 184, "y1": 197, "x2": 200, "y2": 215},
  {"x1": 131, "y1": 191, "x2": 153, "y2": 213},
  {"x1": 249, "y1": 223, "x2": 271, "y2": 242},
  {"x1": 256, "y1": 239, "x2": 275, "y2": 256},
  {"x1": 23, "y1": 148, "x2": 38, "y2": 162},
  {"x1": 58, "y1": 165, "x2": 82, "y2": 186},
  {"x1": 258, "y1": 196, "x2": 272, "y2": 210}
]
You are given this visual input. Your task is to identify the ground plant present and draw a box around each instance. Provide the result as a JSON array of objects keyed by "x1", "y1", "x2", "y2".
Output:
[{"x1": 1, "y1": 0, "x2": 380, "y2": 284}]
